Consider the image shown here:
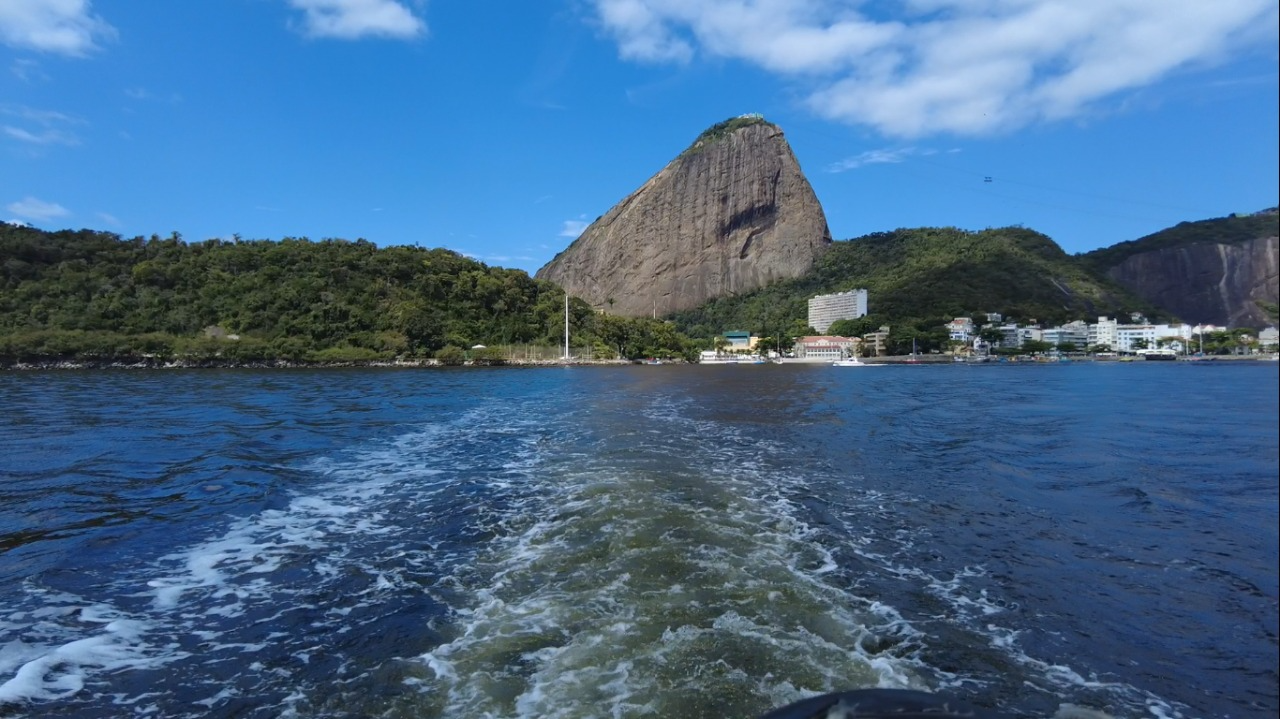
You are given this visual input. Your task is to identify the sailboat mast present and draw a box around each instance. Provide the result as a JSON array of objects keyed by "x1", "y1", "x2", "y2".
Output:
[{"x1": 563, "y1": 294, "x2": 570, "y2": 360}]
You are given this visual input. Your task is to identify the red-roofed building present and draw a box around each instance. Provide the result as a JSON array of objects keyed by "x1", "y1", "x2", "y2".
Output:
[{"x1": 794, "y1": 335, "x2": 859, "y2": 360}]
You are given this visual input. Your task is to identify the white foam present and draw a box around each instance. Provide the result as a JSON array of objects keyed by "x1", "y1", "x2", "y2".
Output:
[
  {"x1": 2, "y1": 401, "x2": 544, "y2": 714},
  {"x1": 0, "y1": 612, "x2": 173, "y2": 705},
  {"x1": 407, "y1": 394, "x2": 937, "y2": 717}
]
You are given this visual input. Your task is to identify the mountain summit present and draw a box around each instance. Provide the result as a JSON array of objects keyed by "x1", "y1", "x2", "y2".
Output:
[{"x1": 536, "y1": 116, "x2": 831, "y2": 316}]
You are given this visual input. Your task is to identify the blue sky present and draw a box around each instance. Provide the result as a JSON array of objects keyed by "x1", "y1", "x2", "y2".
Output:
[{"x1": 2, "y1": 1, "x2": 1277, "y2": 275}]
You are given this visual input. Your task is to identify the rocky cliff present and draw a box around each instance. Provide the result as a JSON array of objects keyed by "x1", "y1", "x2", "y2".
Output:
[
  {"x1": 1085, "y1": 211, "x2": 1279, "y2": 327},
  {"x1": 1103, "y1": 235, "x2": 1278, "y2": 327},
  {"x1": 535, "y1": 117, "x2": 831, "y2": 317}
]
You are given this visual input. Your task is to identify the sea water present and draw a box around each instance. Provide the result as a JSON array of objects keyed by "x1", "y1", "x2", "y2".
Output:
[{"x1": 0, "y1": 363, "x2": 1276, "y2": 718}]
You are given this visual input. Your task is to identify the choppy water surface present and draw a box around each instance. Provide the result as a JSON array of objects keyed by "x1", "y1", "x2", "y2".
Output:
[{"x1": 0, "y1": 363, "x2": 1276, "y2": 718}]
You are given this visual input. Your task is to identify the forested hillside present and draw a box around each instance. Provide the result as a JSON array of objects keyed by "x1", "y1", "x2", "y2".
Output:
[
  {"x1": 0, "y1": 225, "x2": 694, "y2": 363},
  {"x1": 669, "y1": 226, "x2": 1155, "y2": 352},
  {"x1": 1080, "y1": 209, "x2": 1279, "y2": 272}
]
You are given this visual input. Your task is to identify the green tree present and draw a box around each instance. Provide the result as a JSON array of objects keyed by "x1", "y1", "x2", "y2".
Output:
[
  {"x1": 978, "y1": 326, "x2": 1005, "y2": 344},
  {"x1": 434, "y1": 345, "x2": 466, "y2": 365}
]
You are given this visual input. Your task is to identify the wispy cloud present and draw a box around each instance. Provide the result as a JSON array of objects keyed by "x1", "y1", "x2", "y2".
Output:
[
  {"x1": 96, "y1": 211, "x2": 120, "y2": 226},
  {"x1": 559, "y1": 216, "x2": 589, "y2": 238},
  {"x1": 7, "y1": 196, "x2": 69, "y2": 221},
  {"x1": 0, "y1": 0, "x2": 117, "y2": 56},
  {"x1": 589, "y1": 0, "x2": 1279, "y2": 137},
  {"x1": 285, "y1": 0, "x2": 426, "y2": 40},
  {"x1": 11, "y1": 58, "x2": 47, "y2": 82},
  {"x1": 1, "y1": 105, "x2": 84, "y2": 146},
  {"x1": 828, "y1": 147, "x2": 926, "y2": 173},
  {"x1": 3, "y1": 125, "x2": 80, "y2": 146},
  {"x1": 125, "y1": 87, "x2": 184, "y2": 104}
]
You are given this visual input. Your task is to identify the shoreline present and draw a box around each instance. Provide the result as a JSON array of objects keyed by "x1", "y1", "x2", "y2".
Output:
[
  {"x1": 4, "y1": 355, "x2": 1273, "y2": 371},
  {"x1": 2, "y1": 357, "x2": 639, "y2": 371}
]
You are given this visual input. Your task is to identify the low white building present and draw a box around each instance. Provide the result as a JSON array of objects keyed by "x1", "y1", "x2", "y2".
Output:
[
  {"x1": 1114, "y1": 323, "x2": 1194, "y2": 352},
  {"x1": 994, "y1": 324, "x2": 1041, "y2": 349},
  {"x1": 1115, "y1": 324, "x2": 1157, "y2": 352},
  {"x1": 1041, "y1": 320, "x2": 1089, "y2": 349},
  {"x1": 1017, "y1": 327, "x2": 1043, "y2": 346}
]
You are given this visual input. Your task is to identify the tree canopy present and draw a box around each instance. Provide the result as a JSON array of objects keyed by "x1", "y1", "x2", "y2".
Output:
[
  {"x1": 0, "y1": 225, "x2": 695, "y2": 364},
  {"x1": 668, "y1": 225, "x2": 1158, "y2": 352}
]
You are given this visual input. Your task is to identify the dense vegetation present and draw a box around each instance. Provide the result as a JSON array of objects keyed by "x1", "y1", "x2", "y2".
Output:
[
  {"x1": 680, "y1": 114, "x2": 768, "y2": 158},
  {"x1": 0, "y1": 225, "x2": 697, "y2": 364},
  {"x1": 4, "y1": 215, "x2": 1252, "y2": 365},
  {"x1": 1080, "y1": 209, "x2": 1279, "y2": 272},
  {"x1": 669, "y1": 226, "x2": 1159, "y2": 354}
]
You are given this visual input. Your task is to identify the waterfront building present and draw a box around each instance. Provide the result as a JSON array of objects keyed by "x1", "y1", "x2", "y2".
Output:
[
  {"x1": 1113, "y1": 323, "x2": 1192, "y2": 352},
  {"x1": 1115, "y1": 324, "x2": 1157, "y2": 352},
  {"x1": 794, "y1": 336, "x2": 859, "y2": 360},
  {"x1": 948, "y1": 317, "x2": 975, "y2": 342},
  {"x1": 1260, "y1": 327, "x2": 1279, "y2": 349},
  {"x1": 722, "y1": 330, "x2": 752, "y2": 350},
  {"x1": 807, "y1": 289, "x2": 868, "y2": 333},
  {"x1": 861, "y1": 326, "x2": 890, "y2": 356},
  {"x1": 1017, "y1": 327, "x2": 1043, "y2": 347},
  {"x1": 1089, "y1": 316, "x2": 1119, "y2": 350},
  {"x1": 1041, "y1": 321, "x2": 1089, "y2": 349},
  {"x1": 996, "y1": 324, "x2": 1021, "y2": 349}
]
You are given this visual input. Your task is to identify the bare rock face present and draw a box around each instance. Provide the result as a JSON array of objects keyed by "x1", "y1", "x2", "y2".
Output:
[
  {"x1": 1106, "y1": 235, "x2": 1278, "y2": 327},
  {"x1": 535, "y1": 117, "x2": 831, "y2": 317}
]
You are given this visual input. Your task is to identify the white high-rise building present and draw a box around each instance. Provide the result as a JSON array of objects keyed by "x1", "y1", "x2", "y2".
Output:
[
  {"x1": 1089, "y1": 316, "x2": 1119, "y2": 350},
  {"x1": 808, "y1": 289, "x2": 868, "y2": 333}
]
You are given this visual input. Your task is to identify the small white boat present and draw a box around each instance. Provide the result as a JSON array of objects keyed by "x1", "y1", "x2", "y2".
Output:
[{"x1": 832, "y1": 357, "x2": 876, "y2": 367}]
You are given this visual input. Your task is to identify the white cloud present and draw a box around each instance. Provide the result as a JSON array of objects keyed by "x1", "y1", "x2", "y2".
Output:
[
  {"x1": 3, "y1": 125, "x2": 79, "y2": 145},
  {"x1": 7, "y1": 196, "x2": 69, "y2": 221},
  {"x1": 589, "y1": 0, "x2": 1279, "y2": 137},
  {"x1": 559, "y1": 217, "x2": 590, "y2": 238},
  {"x1": 1, "y1": 105, "x2": 84, "y2": 146},
  {"x1": 828, "y1": 146, "x2": 933, "y2": 172},
  {"x1": 286, "y1": 0, "x2": 426, "y2": 40},
  {"x1": 0, "y1": 0, "x2": 116, "y2": 56}
]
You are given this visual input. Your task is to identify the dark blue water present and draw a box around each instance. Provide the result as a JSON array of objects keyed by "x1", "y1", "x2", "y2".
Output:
[{"x1": 1, "y1": 363, "x2": 1276, "y2": 718}]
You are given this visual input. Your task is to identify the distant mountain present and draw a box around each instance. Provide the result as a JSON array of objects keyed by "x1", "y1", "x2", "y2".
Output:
[
  {"x1": 1081, "y1": 209, "x2": 1279, "y2": 327},
  {"x1": 668, "y1": 226, "x2": 1152, "y2": 342},
  {"x1": 535, "y1": 115, "x2": 831, "y2": 317}
]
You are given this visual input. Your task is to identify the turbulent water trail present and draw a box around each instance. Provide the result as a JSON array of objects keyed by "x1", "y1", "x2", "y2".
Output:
[{"x1": 408, "y1": 393, "x2": 924, "y2": 718}]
